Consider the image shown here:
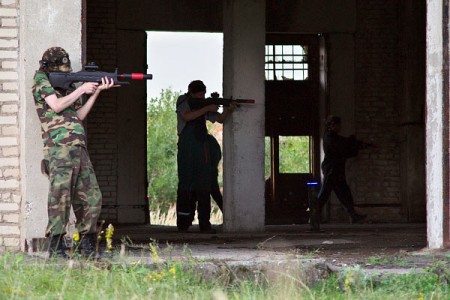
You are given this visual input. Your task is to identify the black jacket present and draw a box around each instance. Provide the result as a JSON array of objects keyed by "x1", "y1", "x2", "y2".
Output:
[{"x1": 321, "y1": 131, "x2": 360, "y2": 175}]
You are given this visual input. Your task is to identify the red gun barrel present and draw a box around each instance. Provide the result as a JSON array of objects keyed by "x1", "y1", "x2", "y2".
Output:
[{"x1": 119, "y1": 73, "x2": 153, "y2": 80}]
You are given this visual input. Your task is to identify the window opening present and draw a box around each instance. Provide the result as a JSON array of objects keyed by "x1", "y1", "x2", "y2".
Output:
[
  {"x1": 278, "y1": 136, "x2": 311, "y2": 173},
  {"x1": 265, "y1": 44, "x2": 309, "y2": 81},
  {"x1": 265, "y1": 136, "x2": 271, "y2": 180}
]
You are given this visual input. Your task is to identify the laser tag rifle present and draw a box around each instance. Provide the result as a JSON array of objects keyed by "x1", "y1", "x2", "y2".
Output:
[
  {"x1": 48, "y1": 62, "x2": 153, "y2": 90},
  {"x1": 188, "y1": 92, "x2": 255, "y2": 110}
]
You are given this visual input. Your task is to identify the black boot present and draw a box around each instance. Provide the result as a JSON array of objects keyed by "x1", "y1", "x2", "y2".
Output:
[
  {"x1": 48, "y1": 235, "x2": 70, "y2": 259},
  {"x1": 308, "y1": 196, "x2": 322, "y2": 232},
  {"x1": 80, "y1": 233, "x2": 100, "y2": 259}
]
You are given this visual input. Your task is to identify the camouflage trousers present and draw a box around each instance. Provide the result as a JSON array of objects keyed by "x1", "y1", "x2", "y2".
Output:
[{"x1": 44, "y1": 145, "x2": 102, "y2": 237}]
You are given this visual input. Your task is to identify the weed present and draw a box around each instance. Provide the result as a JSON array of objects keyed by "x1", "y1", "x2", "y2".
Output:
[
  {"x1": 256, "y1": 235, "x2": 276, "y2": 250},
  {"x1": 366, "y1": 255, "x2": 410, "y2": 267},
  {"x1": 150, "y1": 204, "x2": 223, "y2": 226},
  {"x1": 1, "y1": 251, "x2": 450, "y2": 299}
]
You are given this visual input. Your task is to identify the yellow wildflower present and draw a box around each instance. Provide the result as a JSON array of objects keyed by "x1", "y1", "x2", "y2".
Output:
[
  {"x1": 97, "y1": 230, "x2": 104, "y2": 241},
  {"x1": 72, "y1": 230, "x2": 80, "y2": 243},
  {"x1": 344, "y1": 272, "x2": 352, "y2": 290},
  {"x1": 105, "y1": 224, "x2": 114, "y2": 250},
  {"x1": 150, "y1": 243, "x2": 159, "y2": 262}
]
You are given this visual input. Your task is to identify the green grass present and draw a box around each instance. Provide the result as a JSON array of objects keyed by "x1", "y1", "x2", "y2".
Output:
[
  {"x1": 366, "y1": 255, "x2": 410, "y2": 267},
  {"x1": 0, "y1": 252, "x2": 449, "y2": 300}
]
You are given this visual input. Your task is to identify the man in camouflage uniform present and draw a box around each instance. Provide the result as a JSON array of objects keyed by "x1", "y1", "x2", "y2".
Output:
[{"x1": 32, "y1": 47, "x2": 116, "y2": 258}]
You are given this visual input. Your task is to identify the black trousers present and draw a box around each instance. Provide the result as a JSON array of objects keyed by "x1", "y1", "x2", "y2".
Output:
[
  {"x1": 176, "y1": 126, "x2": 213, "y2": 231},
  {"x1": 211, "y1": 178, "x2": 223, "y2": 212},
  {"x1": 317, "y1": 171, "x2": 356, "y2": 215},
  {"x1": 177, "y1": 189, "x2": 212, "y2": 231}
]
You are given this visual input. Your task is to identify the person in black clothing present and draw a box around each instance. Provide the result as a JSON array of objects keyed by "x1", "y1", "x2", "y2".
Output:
[
  {"x1": 317, "y1": 115, "x2": 368, "y2": 224},
  {"x1": 176, "y1": 80, "x2": 234, "y2": 233},
  {"x1": 188, "y1": 134, "x2": 224, "y2": 228}
]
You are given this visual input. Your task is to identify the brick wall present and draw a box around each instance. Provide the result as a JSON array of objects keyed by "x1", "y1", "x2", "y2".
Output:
[
  {"x1": 0, "y1": 0, "x2": 20, "y2": 249},
  {"x1": 351, "y1": 0, "x2": 402, "y2": 221},
  {"x1": 86, "y1": 0, "x2": 119, "y2": 221}
]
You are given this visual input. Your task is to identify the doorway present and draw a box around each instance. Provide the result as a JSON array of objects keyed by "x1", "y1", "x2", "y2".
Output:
[
  {"x1": 265, "y1": 34, "x2": 321, "y2": 225},
  {"x1": 146, "y1": 31, "x2": 224, "y2": 225}
]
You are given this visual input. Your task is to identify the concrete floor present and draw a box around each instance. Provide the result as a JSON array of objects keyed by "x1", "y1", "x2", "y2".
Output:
[
  {"x1": 28, "y1": 223, "x2": 450, "y2": 284},
  {"x1": 113, "y1": 223, "x2": 436, "y2": 267}
]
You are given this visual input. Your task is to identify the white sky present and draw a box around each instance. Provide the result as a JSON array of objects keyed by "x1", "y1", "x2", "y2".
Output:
[{"x1": 146, "y1": 31, "x2": 223, "y2": 100}]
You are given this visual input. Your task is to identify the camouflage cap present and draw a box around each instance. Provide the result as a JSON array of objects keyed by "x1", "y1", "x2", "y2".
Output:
[{"x1": 40, "y1": 47, "x2": 71, "y2": 72}]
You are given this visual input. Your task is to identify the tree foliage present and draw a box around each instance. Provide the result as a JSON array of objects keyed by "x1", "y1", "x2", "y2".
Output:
[
  {"x1": 265, "y1": 136, "x2": 311, "y2": 177},
  {"x1": 278, "y1": 136, "x2": 310, "y2": 173},
  {"x1": 147, "y1": 89, "x2": 180, "y2": 213}
]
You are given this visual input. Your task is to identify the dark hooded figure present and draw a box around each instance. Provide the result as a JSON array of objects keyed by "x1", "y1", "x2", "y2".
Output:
[{"x1": 316, "y1": 115, "x2": 368, "y2": 224}]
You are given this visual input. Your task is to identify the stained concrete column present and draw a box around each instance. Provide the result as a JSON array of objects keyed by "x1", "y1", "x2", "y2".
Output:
[
  {"x1": 222, "y1": 0, "x2": 265, "y2": 231},
  {"x1": 19, "y1": 0, "x2": 84, "y2": 250},
  {"x1": 425, "y1": 0, "x2": 447, "y2": 249}
]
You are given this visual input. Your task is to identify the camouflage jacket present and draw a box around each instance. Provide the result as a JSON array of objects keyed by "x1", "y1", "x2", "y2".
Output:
[{"x1": 32, "y1": 71, "x2": 86, "y2": 149}]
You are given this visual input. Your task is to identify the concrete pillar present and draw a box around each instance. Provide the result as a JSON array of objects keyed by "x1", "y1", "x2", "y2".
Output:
[
  {"x1": 19, "y1": 0, "x2": 84, "y2": 250},
  {"x1": 425, "y1": 0, "x2": 447, "y2": 249},
  {"x1": 222, "y1": 0, "x2": 265, "y2": 231}
]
